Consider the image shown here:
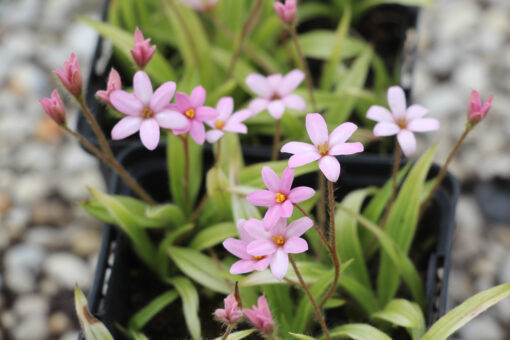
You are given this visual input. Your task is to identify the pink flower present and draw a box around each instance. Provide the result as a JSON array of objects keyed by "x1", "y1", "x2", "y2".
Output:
[
  {"x1": 274, "y1": 0, "x2": 297, "y2": 26},
  {"x1": 96, "y1": 69, "x2": 122, "y2": 105},
  {"x1": 243, "y1": 296, "x2": 275, "y2": 335},
  {"x1": 171, "y1": 86, "x2": 218, "y2": 145},
  {"x1": 246, "y1": 70, "x2": 306, "y2": 119},
  {"x1": 130, "y1": 28, "x2": 156, "y2": 69},
  {"x1": 205, "y1": 97, "x2": 251, "y2": 143},
  {"x1": 366, "y1": 86, "x2": 440, "y2": 157},
  {"x1": 245, "y1": 217, "x2": 312, "y2": 280},
  {"x1": 467, "y1": 90, "x2": 493, "y2": 125},
  {"x1": 214, "y1": 294, "x2": 243, "y2": 325},
  {"x1": 56, "y1": 53, "x2": 82, "y2": 97},
  {"x1": 110, "y1": 71, "x2": 188, "y2": 150},
  {"x1": 223, "y1": 220, "x2": 271, "y2": 275},
  {"x1": 39, "y1": 90, "x2": 66, "y2": 125},
  {"x1": 179, "y1": 0, "x2": 218, "y2": 11},
  {"x1": 281, "y1": 113, "x2": 364, "y2": 182},
  {"x1": 246, "y1": 167, "x2": 315, "y2": 231}
]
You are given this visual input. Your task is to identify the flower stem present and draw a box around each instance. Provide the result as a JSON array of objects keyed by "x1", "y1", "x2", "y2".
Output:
[
  {"x1": 220, "y1": 324, "x2": 234, "y2": 340},
  {"x1": 190, "y1": 194, "x2": 209, "y2": 224},
  {"x1": 272, "y1": 119, "x2": 281, "y2": 161},
  {"x1": 227, "y1": 0, "x2": 264, "y2": 78},
  {"x1": 215, "y1": 139, "x2": 222, "y2": 167},
  {"x1": 62, "y1": 126, "x2": 156, "y2": 205},
  {"x1": 380, "y1": 142, "x2": 401, "y2": 228},
  {"x1": 182, "y1": 134, "x2": 191, "y2": 209},
  {"x1": 77, "y1": 97, "x2": 115, "y2": 160},
  {"x1": 289, "y1": 255, "x2": 331, "y2": 340},
  {"x1": 294, "y1": 203, "x2": 332, "y2": 253},
  {"x1": 317, "y1": 174, "x2": 327, "y2": 252},
  {"x1": 289, "y1": 26, "x2": 317, "y2": 112},
  {"x1": 320, "y1": 180, "x2": 341, "y2": 308},
  {"x1": 419, "y1": 125, "x2": 472, "y2": 219}
]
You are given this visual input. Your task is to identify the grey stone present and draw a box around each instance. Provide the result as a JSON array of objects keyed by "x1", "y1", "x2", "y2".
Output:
[
  {"x1": 4, "y1": 243, "x2": 46, "y2": 273},
  {"x1": 13, "y1": 295, "x2": 49, "y2": 317},
  {"x1": 3, "y1": 206, "x2": 30, "y2": 238},
  {"x1": 458, "y1": 315, "x2": 504, "y2": 340},
  {"x1": 43, "y1": 253, "x2": 91, "y2": 289},
  {"x1": 13, "y1": 315, "x2": 48, "y2": 340},
  {"x1": 4, "y1": 269, "x2": 36, "y2": 294},
  {"x1": 25, "y1": 226, "x2": 65, "y2": 249}
]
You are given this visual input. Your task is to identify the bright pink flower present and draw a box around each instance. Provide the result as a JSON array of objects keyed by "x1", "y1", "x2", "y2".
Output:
[
  {"x1": 245, "y1": 217, "x2": 312, "y2": 280},
  {"x1": 246, "y1": 167, "x2": 315, "y2": 231},
  {"x1": 110, "y1": 71, "x2": 188, "y2": 150},
  {"x1": 243, "y1": 296, "x2": 275, "y2": 335},
  {"x1": 56, "y1": 53, "x2": 82, "y2": 97},
  {"x1": 205, "y1": 97, "x2": 251, "y2": 143},
  {"x1": 171, "y1": 86, "x2": 218, "y2": 144},
  {"x1": 39, "y1": 90, "x2": 66, "y2": 125},
  {"x1": 281, "y1": 113, "x2": 364, "y2": 182},
  {"x1": 246, "y1": 70, "x2": 306, "y2": 119},
  {"x1": 96, "y1": 69, "x2": 122, "y2": 105},
  {"x1": 274, "y1": 0, "x2": 297, "y2": 26},
  {"x1": 223, "y1": 220, "x2": 271, "y2": 275},
  {"x1": 179, "y1": 0, "x2": 218, "y2": 11},
  {"x1": 467, "y1": 90, "x2": 493, "y2": 125},
  {"x1": 366, "y1": 86, "x2": 440, "y2": 157},
  {"x1": 214, "y1": 294, "x2": 243, "y2": 325},
  {"x1": 130, "y1": 28, "x2": 156, "y2": 69}
]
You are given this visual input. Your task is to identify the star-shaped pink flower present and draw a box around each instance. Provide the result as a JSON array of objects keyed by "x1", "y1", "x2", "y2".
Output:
[
  {"x1": 281, "y1": 113, "x2": 364, "y2": 182},
  {"x1": 205, "y1": 97, "x2": 251, "y2": 143},
  {"x1": 366, "y1": 86, "x2": 440, "y2": 157},
  {"x1": 246, "y1": 167, "x2": 315, "y2": 231}
]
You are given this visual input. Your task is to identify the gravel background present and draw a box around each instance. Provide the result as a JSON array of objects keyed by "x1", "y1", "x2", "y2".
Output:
[{"x1": 0, "y1": 0, "x2": 509, "y2": 339}]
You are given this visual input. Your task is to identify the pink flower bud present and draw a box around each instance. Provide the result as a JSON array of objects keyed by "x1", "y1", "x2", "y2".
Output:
[
  {"x1": 56, "y1": 53, "x2": 82, "y2": 97},
  {"x1": 130, "y1": 28, "x2": 156, "y2": 70},
  {"x1": 273, "y1": 0, "x2": 297, "y2": 26},
  {"x1": 214, "y1": 294, "x2": 243, "y2": 325},
  {"x1": 467, "y1": 90, "x2": 493, "y2": 125},
  {"x1": 96, "y1": 68, "x2": 122, "y2": 105},
  {"x1": 39, "y1": 90, "x2": 66, "y2": 125},
  {"x1": 243, "y1": 296, "x2": 274, "y2": 335}
]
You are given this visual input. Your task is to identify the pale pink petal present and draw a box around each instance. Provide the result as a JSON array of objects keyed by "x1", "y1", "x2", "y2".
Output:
[
  {"x1": 223, "y1": 123, "x2": 247, "y2": 134},
  {"x1": 373, "y1": 122, "x2": 400, "y2": 136},
  {"x1": 230, "y1": 260, "x2": 257, "y2": 274},
  {"x1": 282, "y1": 94, "x2": 306, "y2": 111},
  {"x1": 288, "y1": 151, "x2": 321, "y2": 168},
  {"x1": 278, "y1": 69, "x2": 305, "y2": 96},
  {"x1": 397, "y1": 130, "x2": 416, "y2": 157},
  {"x1": 237, "y1": 219, "x2": 253, "y2": 242},
  {"x1": 111, "y1": 116, "x2": 142, "y2": 140},
  {"x1": 196, "y1": 106, "x2": 218, "y2": 121},
  {"x1": 306, "y1": 113, "x2": 328, "y2": 146},
  {"x1": 407, "y1": 118, "x2": 440, "y2": 132},
  {"x1": 288, "y1": 187, "x2": 315, "y2": 203},
  {"x1": 406, "y1": 104, "x2": 428, "y2": 121},
  {"x1": 243, "y1": 219, "x2": 270, "y2": 240},
  {"x1": 280, "y1": 141, "x2": 315, "y2": 154},
  {"x1": 279, "y1": 167, "x2": 294, "y2": 194},
  {"x1": 283, "y1": 237, "x2": 308, "y2": 254},
  {"x1": 263, "y1": 205, "x2": 281, "y2": 231},
  {"x1": 366, "y1": 105, "x2": 394, "y2": 122},
  {"x1": 223, "y1": 239, "x2": 250, "y2": 259},
  {"x1": 254, "y1": 257, "x2": 271, "y2": 271},
  {"x1": 227, "y1": 109, "x2": 251, "y2": 126},
  {"x1": 267, "y1": 100, "x2": 285, "y2": 119},
  {"x1": 249, "y1": 98, "x2": 270, "y2": 115},
  {"x1": 329, "y1": 142, "x2": 364, "y2": 156},
  {"x1": 286, "y1": 217, "x2": 313, "y2": 238},
  {"x1": 247, "y1": 240, "x2": 278, "y2": 257},
  {"x1": 270, "y1": 248, "x2": 288, "y2": 280},
  {"x1": 217, "y1": 97, "x2": 234, "y2": 120},
  {"x1": 261, "y1": 167, "x2": 280, "y2": 192},
  {"x1": 328, "y1": 122, "x2": 358, "y2": 146},
  {"x1": 247, "y1": 190, "x2": 276, "y2": 207},
  {"x1": 206, "y1": 130, "x2": 224, "y2": 143},
  {"x1": 133, "y1": 71, "x2": 153, "y2": 105},
  {"x1": 246, "y1": 74, "x2": 271, "y2": 98},
  {"x1": 319, "y1": 155, "x2": 340, "y2": 182},
  {"x1": 139, "y1": 118, "x2": 160, "y2": 150},
  {"x1": 110, "y1": 91, "x2": 144, "y2": 116},
  {"x1": 388, "y1": 86, "x2": 407, "y2": 119},
  {"x1": 280, "y1": 200, "x2": 293, "y2": 218},
  {"x1": 175, "y1": 92, "x2": 192, "y2": 112},
  {"x1": 150, "y1": 81, "x2": 176, "y2": 112},
  {"x1": 190, "y1": 86, "x2": 206, "y2": 107},
  {"x1": 155, "y1": 110, "x2": 189, "y2": 130},
  {"x1": 271, "y1": 218, "x2": 287, "y2": 237},
  {"x1": 267, "y1": 74, "x2": 283, "y2": 93},
  {"x1": 189, "y1": 120, "x2": 205, "y2": 144}
]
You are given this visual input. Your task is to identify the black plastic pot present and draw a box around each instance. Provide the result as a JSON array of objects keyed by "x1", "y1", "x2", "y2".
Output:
[{"x1": 79, "y1": 144, "x2": 459, "y2": 339}]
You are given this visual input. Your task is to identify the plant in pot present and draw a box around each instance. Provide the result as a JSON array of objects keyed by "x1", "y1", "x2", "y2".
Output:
[{"x1": 38, "y1": 0, "x2": 508, "y2": 339}]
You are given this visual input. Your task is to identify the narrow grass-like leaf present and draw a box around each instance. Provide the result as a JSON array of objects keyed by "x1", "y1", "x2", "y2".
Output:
[
  {"x1": 75, "y1": 285, "x2": 114, "y2": 340},
  {"x1": 289, "y1": 333, "x2": 316, "y2": 340},
  {"x1": 129, "y1": 290, "x2": 179, "y2": 331},
  {"x1": 325, "y1": 323, "x2": 392, "y2": 340},
  {"x1": 189, "y1": 222, "x2": 237, "y2": 250},
  {"x1": 213, "y1": 329, "x2": 256, "y2": 340},
  {"x1": 338, "y1": 275, "x2": 379, "y2": 315},
  {"x1": 240, "y1": 262, "x2": 329, "y2": 287},
  {"x1": 168, "y1": 277, "x2": 201, "y2": 340},
  {"x1": 372, "y1": 299, "x2": 426, "y2": 339},
  {"x1": 295, "y1": 30, "x2": 365, "y2": 60}
]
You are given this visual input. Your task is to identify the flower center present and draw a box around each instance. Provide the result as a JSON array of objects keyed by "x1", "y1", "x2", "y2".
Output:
[
  {"x1": 185, "y1": 108, "x2": 195, "y2": 119},
  {"x1": 254, "y1": 255, "x2": 265, "y2": 260},
  {"x1": 141, "y1": 107, "x2": 154, "y2": 119},
  {"x1": 272, "y1": 235, "x2": 285, "y2": 246},
  {"x1": 318, "y1": 142, "x2": 329, "y2": 156},
  {"x1": 215, "y1": 119, "x2": 225, "y2": 130},
  {"x1": 275, "y1": 193, "x2": 287, "y2": 203},
  {"x1": 397, "y1": 118, "x2": 407, "y2": 129}
]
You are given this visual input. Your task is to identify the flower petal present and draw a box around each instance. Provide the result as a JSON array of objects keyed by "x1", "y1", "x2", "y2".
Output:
[
  {"x1": 216, "y1": 97, "x2": 234, "y2": 120},
  {"x1": 270, "y1": 248, "x2": 289, "y2": 280},
  {"x1": 247, "y1": 239, "x2": 278, "y2": 257},
  {"x1": 397, "y1": 129, "x2": 416, "y2": 157},
  {"x1": 407, "y1": 118, "x2": 440, "y2": 132},
  {"x1": 280, "y1": 141, "x2": 315, "y2": 154},
  {"x1": 110, "y1": 91, "x2": 144, "y2": 116},
  {"x1": 286, "y1": 217, "x2": 313, "y2": 238},
  {"x1": 150, "y1": 81, "x2": 176, "y2": 112},
  {"x1": 175, "y1": 92, "x2": 192, "y2": 112},
  {"x1": 283, "y1": 237, "x2": 308, "y2": 254},
  {"x1": 133, "y1": 71, "x2": 153, "y2": 105},
  {"x1": 388, "y1": 86, "x2": 407, "y2": 119},
  {"x1": 249, "y1": 98, "x2": 269, "y2": 115},
  {"x1": 306, "y1": 113, "x2": 328, "y2": 146},
  {"x1": 254, "y1": 257, "x2": 271, "y2": 271},
  {"x1": 288, "y1": 151, "x2": 321, "y2": 168},
  {"x1": 263, "y1": 205, "x2": 282, "y2": 231},
  {"x1": 366, "y1": 105, "x2": 394, "y2": 122},
  {"x1": 279, "y1": 167, "x2": 294, "y2": 194},
  {"x1": 230, "y1": 260, "x2": 257, "y2": 274},
  {"x1": 155, "y1": 110, "x2": 189, "y2": 130},
  {"x1": 206, "y1": 130, "x2": 224, "y2": 143},
  {"x1": 223, "y1": 238, "x2": 250, "y2": 259},
  {"x1": 243, "y1": 219, "x2": 270, "y2": 240},
  {"x1": 111, "y1": 116, "x2": 142, "y2": 140},
  {"x1": 267, "y1": 74, "x2": 283, "y2": 93},
  {"x1": 288, "y1": 187, "x2": 315, "y2": 203},
  {"x1": 227, "y1": 109, "x2": 251, "y2": 126},
  {"x1": 267, "y1": 100, "x2": 285, "y2": 119},
  {"x1": 247, "y1": 190, "x2": 276, "y2": 207},
  {"x1": 190, "y1": 86, "x2": 206, "y2": 107},
  {"x1": 282, "y1": 94, "x2": 306, "y2": 111},
  {"x1": 196, "y1": 106, "x2": 218, "y2": 121},
  {"x1": 329, "y1": 142, "x2": 364, "y2": 156},
  {"x1": 278, "y1": 69, "x2": 305, "y2": 96},
  {"x1": 373, "y1": 122, "x2": 400, "y2": 136},
  {"x1": 139, "y1": 118, "x2": 160, "y2": 150},
  {"x1": 406, "y1": 104, "x2": 429, "y2": 121},
  {"x1": 237, "y1": 219, "x2": 253, "y2": 242},
  {"x1": 328, "y1": 122, "x2": 358, "y2": 146},
  {"x1": 189, "y1": 120, "x2": 205, "y2": 144},
  {"x1": 280, "y1": 200, "x2": 293, "y2": 218},
  {"x1": 319, "y1": 155, "x2": 340, "y2": 182},
  {"x1": 246, "y1": 74, "x2": 271, "y2": 98},
  {"x1": 261, "y1": 167, "x2": 280, "y2": 192},
  {"x1": 223, "y1": 123, "x2": 247, "y2": 134}
]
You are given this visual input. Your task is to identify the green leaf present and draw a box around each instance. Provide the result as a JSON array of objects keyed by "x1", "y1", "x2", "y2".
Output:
[
  {"x1": 156, "y1": 224, "x2": 194, "y2": 277},
  {"x1": 145, "y1": 203, "x2": 187, "y2": 229},
  {"x1": 240, "y1": 262, "x2": 329, "y2": 287},
  {"x1": 167, "y1": 246, "x2": 231, "y2": 294},
  {"x1": 421, "y1": 283, "x2": 510, "y2": 340},
  {"x1": 129, "y1": 290, "x2": 179, "y2": 331},
  {"x1": 189, "y1": 222, "x2": 237, "y2": 250},
  {"x1": 211, "y1": 47, "x2": 256, "y2": 93},
  {"x1": 168, "y1": 277, "x2": 201, "y2": 340},
  {"x1": 325, "y1": 323, "x2": 392, "y2": 340},
  {"x1": 296, "y1": 30, "x2": 365, "y2": 60},
  {"x1": 338, "y1": 275, "x2": 379, "y2": 315},
  {"x1": 289, "y1": 333, "x2": 316, "y2": 340},
  {"x1": 373, "y1": 299, "x2": 425, "y2": 339},
  {"x1": 75, "y1": 285, "x2": 114, "y2": 340},
  {"x1": 213, "y1": 329, "x2": 256, "y2": 340}
]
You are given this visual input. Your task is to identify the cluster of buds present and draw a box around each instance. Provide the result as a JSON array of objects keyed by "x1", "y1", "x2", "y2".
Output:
[{"x1": 130, "y1": 28, "x2": 156, "y2": 70}]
